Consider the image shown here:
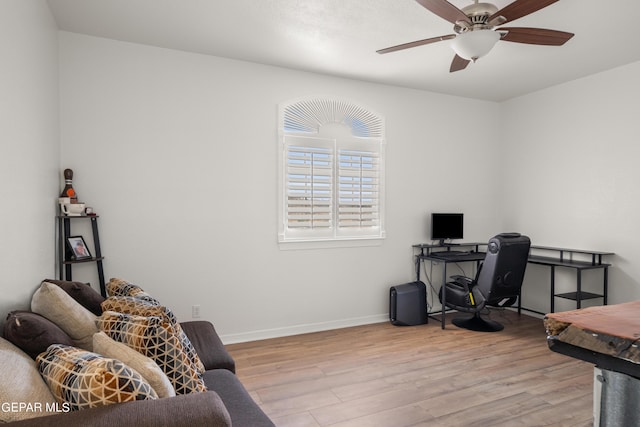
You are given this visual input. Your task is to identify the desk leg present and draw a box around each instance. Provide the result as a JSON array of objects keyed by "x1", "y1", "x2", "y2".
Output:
[
  {"x1": 576, "y1": 269, "x2": 582, "y2": 309},
  {"x1": 441, "y1": 264, "x2": 447, "y2": 329},
  {"x1": 604, "y1": 267, "x2": 608, "y2": 305},
  {"x1": 415, "y1": 256, "x2": 421, "y2": 281},
  {"x1": 550, "y1": 266, "x2": 555, "y2": 313},
  {"x1": 518, "y1": 290, "x2": 522, "y2": 315}
]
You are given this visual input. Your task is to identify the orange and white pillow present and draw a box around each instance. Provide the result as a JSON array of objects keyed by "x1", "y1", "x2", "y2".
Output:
[
  {"x1": 37, "y1": 344, "x2": 157, "y2": 411},
  {"x1": 97, "y1": 311, "x2": 207, "y2": 395}
]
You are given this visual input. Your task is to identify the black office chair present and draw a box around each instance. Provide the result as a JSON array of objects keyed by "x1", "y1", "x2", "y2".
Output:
[{"x1": 438, "y1": 233, "x2": 531, "y2": 332}]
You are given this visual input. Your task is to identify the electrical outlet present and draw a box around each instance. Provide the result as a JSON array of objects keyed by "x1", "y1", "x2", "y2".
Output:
[{"x1": 192, "y1": 305, "x2": 201, "y2": 319}]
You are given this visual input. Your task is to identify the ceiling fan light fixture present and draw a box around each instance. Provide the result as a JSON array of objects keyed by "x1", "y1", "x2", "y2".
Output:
[{"x1": 451, "y1": 29, "x2": 500, "y2": 62}]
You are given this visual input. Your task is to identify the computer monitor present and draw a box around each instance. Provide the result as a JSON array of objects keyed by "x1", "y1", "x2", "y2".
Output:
[{"x1": 431, "y1": 213, "x2": 464, "y2": 245}]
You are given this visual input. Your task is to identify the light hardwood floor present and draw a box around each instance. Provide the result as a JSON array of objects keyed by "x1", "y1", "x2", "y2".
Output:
[{"x1": 227, "y1": 310, "x2": 594, "y2": 426}]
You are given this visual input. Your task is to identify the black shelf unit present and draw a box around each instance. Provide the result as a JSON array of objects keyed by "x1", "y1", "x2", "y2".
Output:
[{"x1": 57, "y1": 215, "x2": 106, "y2": 297}]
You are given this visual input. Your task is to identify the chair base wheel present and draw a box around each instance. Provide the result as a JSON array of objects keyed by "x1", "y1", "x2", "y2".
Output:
[{"x1": 452, "y1": 315, "x2": 504, "y2": 332}]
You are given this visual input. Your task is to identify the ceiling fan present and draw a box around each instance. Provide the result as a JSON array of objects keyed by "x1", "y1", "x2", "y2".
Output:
[{"x1": 377, "y1": 0, "x2": 574, "y2": 72}]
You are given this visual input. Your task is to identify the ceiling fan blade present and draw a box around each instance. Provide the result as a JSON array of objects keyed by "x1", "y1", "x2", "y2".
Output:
[
  {"x1": 414, "y1": 0, "x2": 470, "y2": 25},
  {"x1": 489, "y1": 0, "x2": 559, "y2": 25},
  {"x1": 500, "y1": 27, "x2": 574, "y2": 46},
  {"x1": 376, "y1": 34, "x2": 455, "y2": 54},
  {"x1": 450, "y1": 54, "x2": 470, "y2": 72}
]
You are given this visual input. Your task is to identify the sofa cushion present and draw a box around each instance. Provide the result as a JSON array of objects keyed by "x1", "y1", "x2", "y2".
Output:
[
  {"x1": 0, "y1": 337, "x2": 57, "y2": 423},
  {"x1": 42, "y1": 279, "x2": 105, "y2": 316},
  {"x1": 3, "y1": 311, "x2": 74, "y2": 359},
  {"x1": 106, "y1": 278, "x2": 161, "y2": 305},
  {"x1": 101, "y1": 296, "x2": 205, "y2": 374},
  {"x1": 31, "y1": 281, "x2": 98, "y2": 351},
  {"x1": 97, "y1": 311, "x2": 207, "y2": 395},
  {"x1": 37, "y1": 344, "x2": 158, "y2": 411},
  {"x1": 93, "y1": 332, "x2": 176, "y2": 398}
]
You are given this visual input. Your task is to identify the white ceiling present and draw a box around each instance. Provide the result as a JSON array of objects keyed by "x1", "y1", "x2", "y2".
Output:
[{"x1": 47, "y1": 0, "x2": 640, "y2": 101}]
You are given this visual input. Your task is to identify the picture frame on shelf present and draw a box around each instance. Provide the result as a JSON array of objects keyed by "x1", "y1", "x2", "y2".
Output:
[{"x1": 66, "y1": 236, "x2": 92, "y2": 260}]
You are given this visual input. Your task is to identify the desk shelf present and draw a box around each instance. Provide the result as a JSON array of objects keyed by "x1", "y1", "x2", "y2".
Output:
[
  {"x1": 555, "y1": 291, "x2": 603, "y2": 301},
  {"x1": 531, "y1": 246, "x2": 612, "y2": 266},
  {"x1": 528, "y1": 254, "x2": 611, "y2": 269}
]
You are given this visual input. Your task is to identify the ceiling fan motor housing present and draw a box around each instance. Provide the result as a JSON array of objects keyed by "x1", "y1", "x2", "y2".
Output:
[{"x1": 455, "y1": 2, "x2": 499, "y2": 33}]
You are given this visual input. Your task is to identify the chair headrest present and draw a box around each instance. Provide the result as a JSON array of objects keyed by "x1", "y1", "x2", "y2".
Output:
[{"x1": 496, "y1": 232, "x2": 521, "y2": 238}]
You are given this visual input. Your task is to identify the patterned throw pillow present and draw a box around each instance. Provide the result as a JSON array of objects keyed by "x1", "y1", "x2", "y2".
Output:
[
  {"x1": 92, "y1": 332, "x2": 175, "y2": 399},
  {"x1": 106, "y1": 278, "x2": 160, "y2": 305},
  {"x1": 102, "y1": 295, "x2": 177, "y2": 322},
  {"x1": 97, "y1": 311, "x2": 207, "y2": 395},
  {"x1": 101, "y1": 296, "x2": 205, "y2": 374},
  {"x1": 36, "y1": 344, "x2": 157, "y2": 411}
]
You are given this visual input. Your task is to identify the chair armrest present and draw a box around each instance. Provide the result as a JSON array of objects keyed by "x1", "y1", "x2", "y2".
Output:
[
  {"x1": 180, "y1": 321, "x2": 235, "y2": 373},
  {"x1": 8, "y1": 391, "x2": 231, "y2": 427}
]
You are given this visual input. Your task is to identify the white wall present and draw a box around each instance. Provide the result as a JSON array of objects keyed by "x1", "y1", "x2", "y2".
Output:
[
  {"x1": 2, "y1": 10, "x2": 636, "y2": 341},
  {"x1": 0, "y1": 0, "x2": 59, "y2": 326},
  {"x1": 501, "y1": 61, "x2": 640, "y2": 313},
  {"x1": 58, "y1": 32, "x2": 502, "y2": 342},
  {"x1": 3, "y1": 8, "x2": 636, "y2": 341}
]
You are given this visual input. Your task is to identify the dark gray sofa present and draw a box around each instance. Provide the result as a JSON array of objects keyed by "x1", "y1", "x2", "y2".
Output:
[
  {"x1": 8, "y1": 321, "x2": 272, "y2": 426},
  {"x1": 6, "y1": 319, "x2": 273, "y2": 426},
  {"x1": 2, "y1": 277, "x2": 274, "y2": 427}
]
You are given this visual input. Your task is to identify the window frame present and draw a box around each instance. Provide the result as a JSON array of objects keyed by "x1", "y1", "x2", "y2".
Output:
[{"x1": 278, "y1": 97, "x2": 386, "y2": 245}]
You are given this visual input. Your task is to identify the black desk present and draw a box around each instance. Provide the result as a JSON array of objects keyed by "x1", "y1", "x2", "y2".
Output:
[
  {"x1": 413, "y1": 243, "x2": 614, "y2": 328},
  {"x1": 413, "y1": 243, "x2": 486, "y2": 329},
  {"x1": 528, "y1": 246, "x2": 613, "y2": 313}
]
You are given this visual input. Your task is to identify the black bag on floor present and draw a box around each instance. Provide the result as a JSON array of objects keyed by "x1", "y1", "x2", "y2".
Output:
[{"x1": 389, "y1": 281, "x2": 427, "y2": 326}]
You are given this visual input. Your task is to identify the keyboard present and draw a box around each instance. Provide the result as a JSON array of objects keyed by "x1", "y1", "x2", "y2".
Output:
[{"x1": 429, "y1": 250, "x2": 468, "y2": 258}]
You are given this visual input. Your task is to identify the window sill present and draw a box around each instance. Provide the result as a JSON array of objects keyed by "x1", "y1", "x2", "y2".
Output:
[{"x1": 278, "y1": 236, "x2": 385, "y2": 251}]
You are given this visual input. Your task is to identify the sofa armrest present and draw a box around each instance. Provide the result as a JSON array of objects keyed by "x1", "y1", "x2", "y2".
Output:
[
  {"x1": 180, "y1": 321, "x2": 235, "y2": 373},
  {"x1": 8, "y1": 391, "x2": 231, "y2": 427}
]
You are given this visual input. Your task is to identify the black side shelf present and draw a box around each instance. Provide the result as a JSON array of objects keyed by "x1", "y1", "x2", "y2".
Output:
[{"x1": 57, "y1": 215, "x2": 106, "y2": 297}]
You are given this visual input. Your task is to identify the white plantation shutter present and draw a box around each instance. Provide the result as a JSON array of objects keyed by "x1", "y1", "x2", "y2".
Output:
[
  {"x1": 338, "y1": 149, "x2": 380, "y2": 230},
  {"x1": 279, "y1": 97, "x2": 385, "y2": 242},
  {"x1": 286, "y1": 143, "x2": 333, "y2": 230}
]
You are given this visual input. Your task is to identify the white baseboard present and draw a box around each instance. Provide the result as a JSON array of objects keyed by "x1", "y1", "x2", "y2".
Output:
[{"x1": 220, "y1": 313, "x2": 389, "y2": 345}]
